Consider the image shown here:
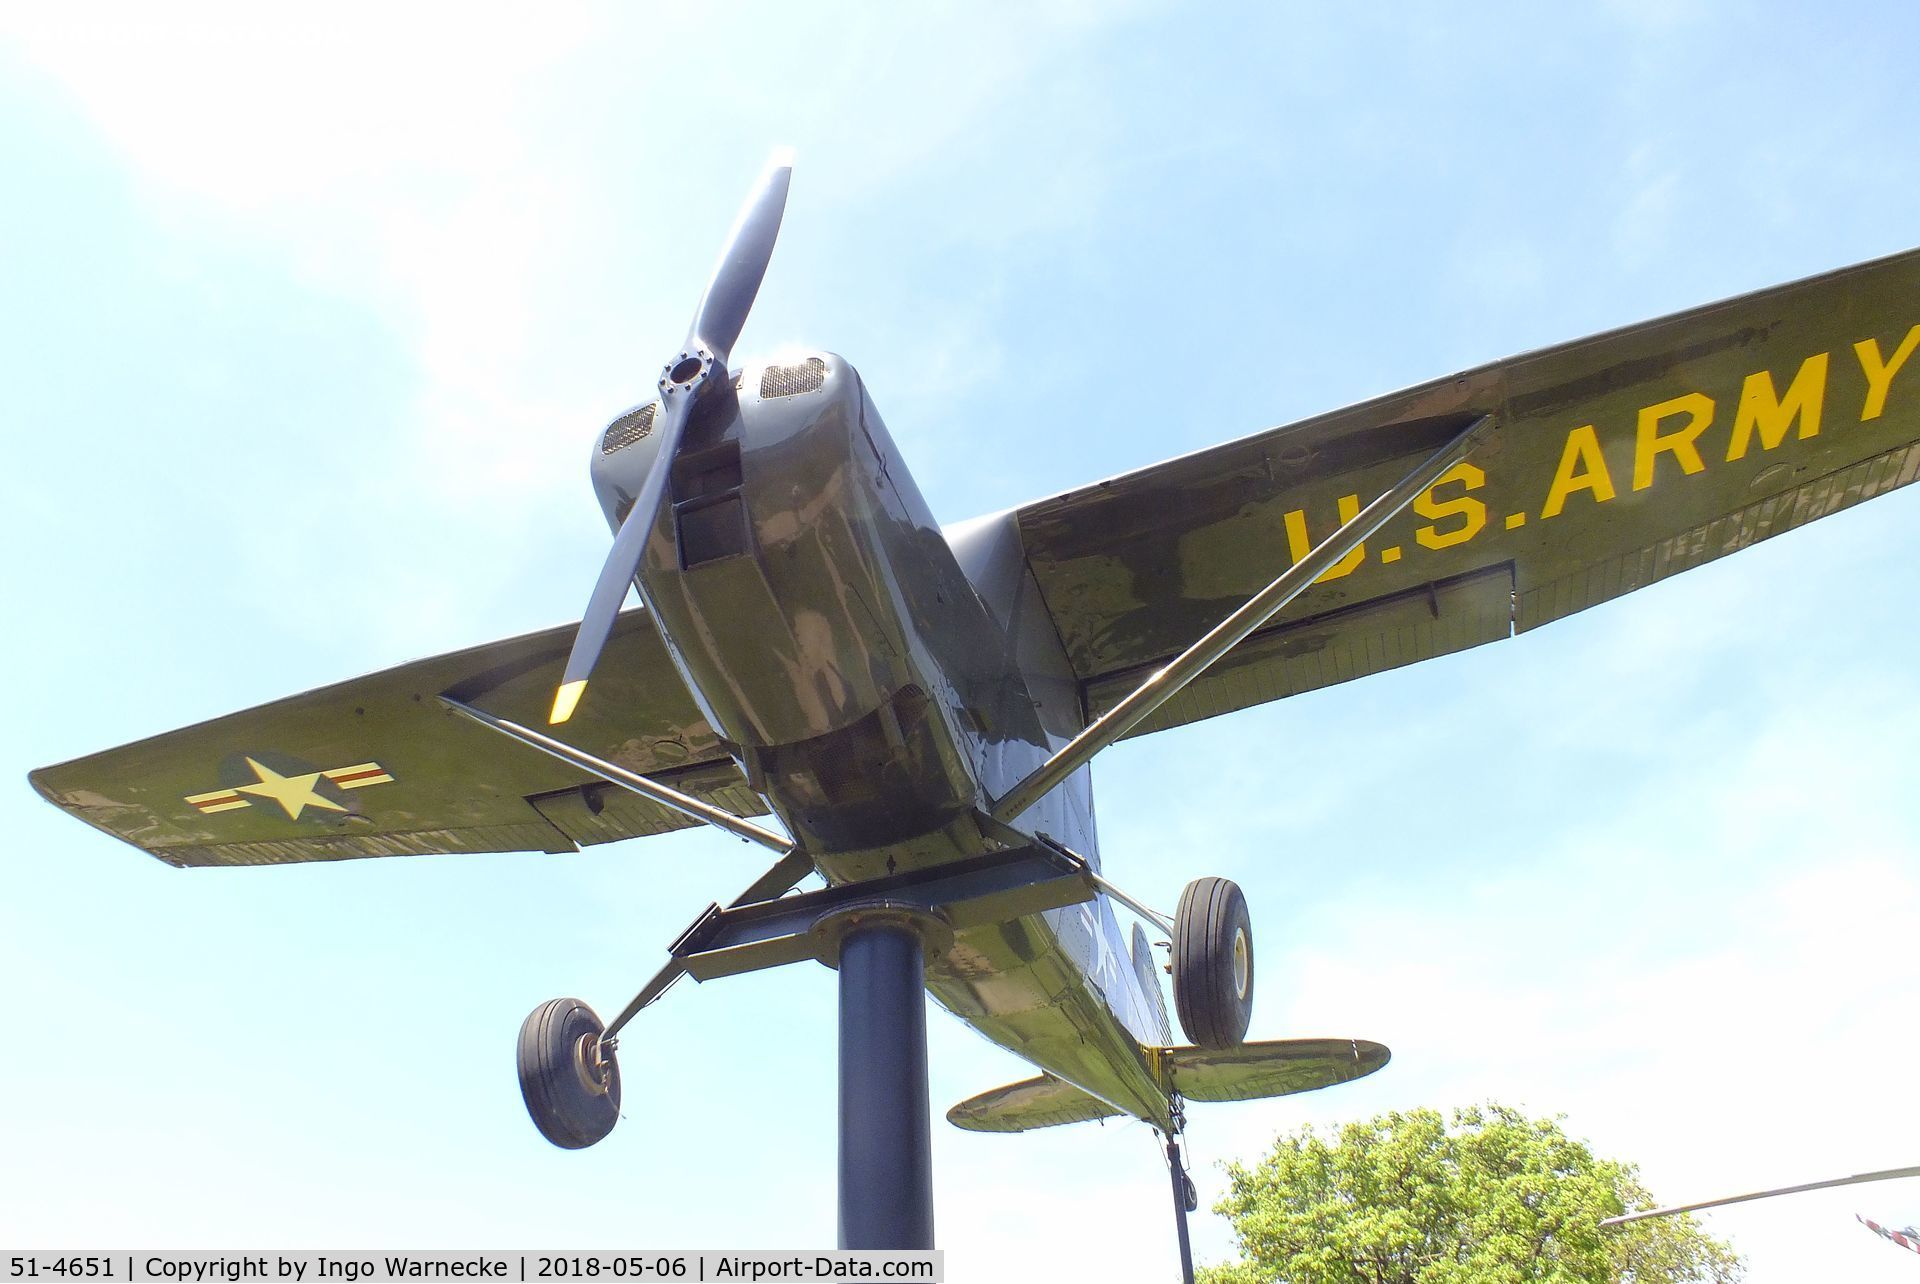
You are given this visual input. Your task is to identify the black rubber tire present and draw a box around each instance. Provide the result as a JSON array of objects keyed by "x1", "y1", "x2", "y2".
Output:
[
  {"x1": 1171, "y1": 877, "x2": 1253, "y2": 1049},
  {"x1": 517, "y1": 997, "x2": 621, "y2": 1149}
]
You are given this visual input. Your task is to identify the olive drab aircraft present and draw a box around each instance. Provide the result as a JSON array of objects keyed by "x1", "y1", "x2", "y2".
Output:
[{"x1": 31, "y1": 153, "x2": 1920, "y2": 1279}]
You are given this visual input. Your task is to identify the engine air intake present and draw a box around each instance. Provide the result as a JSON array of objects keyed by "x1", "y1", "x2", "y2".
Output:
[
  {"x1": 600, "y1": 402, "x2": 658, "y2": 455},
  {"x1": 760, "y1": 357, "x2": 827, "y2": 399}
]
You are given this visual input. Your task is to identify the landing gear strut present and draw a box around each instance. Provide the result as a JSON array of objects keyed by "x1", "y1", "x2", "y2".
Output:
[{"x1": 502, "y1": 827, "x2": 1096, "y2": 1250}]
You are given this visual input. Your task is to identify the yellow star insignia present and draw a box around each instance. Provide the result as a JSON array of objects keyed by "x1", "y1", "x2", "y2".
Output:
[
  {"x1": 185, "y1": 757, "x2": 394, "y2": 819},
  {"x1": 231, "y1": 756, "x2": 348, "y2": 821}
]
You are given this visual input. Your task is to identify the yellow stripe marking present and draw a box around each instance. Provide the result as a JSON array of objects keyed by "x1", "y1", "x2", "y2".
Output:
[{"x1": 323, "y1": 763, "x2": 394, "y2": 789}]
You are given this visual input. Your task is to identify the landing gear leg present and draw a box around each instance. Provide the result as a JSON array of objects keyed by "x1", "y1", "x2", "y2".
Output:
[{"x1": 1165, "y1": 1101, "x2": 1197, "y2": 1284}]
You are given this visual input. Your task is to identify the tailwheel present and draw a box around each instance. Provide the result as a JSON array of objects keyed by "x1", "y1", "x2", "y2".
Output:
[
  {"x1": 1171, "y1": 876, "x2": 1253, "y2": 1049},
  {"x1": 517, "y1": 997, "x2": 621, "y2": 1149}
]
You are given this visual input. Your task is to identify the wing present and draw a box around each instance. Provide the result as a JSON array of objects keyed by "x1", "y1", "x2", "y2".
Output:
[
  {"x1": 30, "y1": 608, "x2": 766, "y2": 868},
  {"x1": 1014, "y1": 248, "x2": 1920, "y2": 737}
]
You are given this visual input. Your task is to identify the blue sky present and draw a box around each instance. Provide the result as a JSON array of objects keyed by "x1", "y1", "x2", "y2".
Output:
[{"x1": 4, "y1": 4, "x2": 1919, "y2": 1278}]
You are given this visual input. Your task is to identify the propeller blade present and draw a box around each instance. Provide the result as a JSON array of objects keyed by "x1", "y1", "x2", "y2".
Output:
[
  {"x1": 686, "y1": 148, "x2": 793, "y2": 363},
  {"x1": 550, "y1": 151, "x2": 793, "y2": 724},
  {"x1": 549, "y1": 387, "x2": 699, "y2": 723},
  {"x1": 549, "y1": 480, "x2": 660, "y2": 722}
]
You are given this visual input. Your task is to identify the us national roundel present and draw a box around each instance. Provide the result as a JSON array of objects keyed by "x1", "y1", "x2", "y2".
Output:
[{"x1": 183, "y1": 750, "x2": 395, "y2": 822}]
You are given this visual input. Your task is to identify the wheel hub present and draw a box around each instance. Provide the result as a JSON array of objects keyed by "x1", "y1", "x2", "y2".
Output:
[{"x1": 572, "y1": 1033, "x2": 613, "y2": 1096}]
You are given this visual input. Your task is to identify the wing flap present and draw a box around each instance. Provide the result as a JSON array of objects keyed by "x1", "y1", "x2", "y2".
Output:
[
  {"x1": 1518, "y1": 436, "x2": 1920, "y2": 631},
  {"x1": 525, "y1": 760, "x2": 771, "y2": 847},
  {"x1": 31, "y1": 608, "x2": 768, "y2": 867},
  {"x1": 1085, "y1": 564, "x2": 1514, "y2": 736},
  {"x1": 1015, "y1": 248, "x2": 1920, "y2": 737}
]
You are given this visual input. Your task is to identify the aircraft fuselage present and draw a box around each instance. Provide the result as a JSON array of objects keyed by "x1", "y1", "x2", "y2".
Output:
[{"x1": 590, "y1": 352, "x2": 1173, "y2": 1126}]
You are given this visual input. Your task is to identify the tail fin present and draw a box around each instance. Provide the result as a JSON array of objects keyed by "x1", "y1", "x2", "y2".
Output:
[{"x1": 947, "y1": 1037, "x2": 1389, "y2": 1133}]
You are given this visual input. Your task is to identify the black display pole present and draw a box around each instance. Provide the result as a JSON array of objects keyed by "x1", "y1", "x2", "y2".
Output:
[
  {"x1": 1167, "y1": 1133, "x2": 1195, "y2": 1284},
  {"x1": 837, "y1": 918, "x2": 935, "y2": 1249}
]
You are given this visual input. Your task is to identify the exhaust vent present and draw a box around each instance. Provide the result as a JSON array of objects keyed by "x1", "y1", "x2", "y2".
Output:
[
  {"x1": 600, "y1": 402, "x2": 659, "y2": 455},
  {"x1": 759, "y1": 357, "x2": 827, "y2": 400}
]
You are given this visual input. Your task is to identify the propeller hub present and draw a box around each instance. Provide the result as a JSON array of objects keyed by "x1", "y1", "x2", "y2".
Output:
[{"x1": 660, "y1": 347, "x2": 721, "y2": 393}]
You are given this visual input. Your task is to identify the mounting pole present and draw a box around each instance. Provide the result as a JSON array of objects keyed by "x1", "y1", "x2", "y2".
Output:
[
  {"x1": 1166, "y1": 1128, "x2": 1195, "y2": 1284},
  {"x1": 835, "y1": 909, "x2": 936, "y2": 1249}
]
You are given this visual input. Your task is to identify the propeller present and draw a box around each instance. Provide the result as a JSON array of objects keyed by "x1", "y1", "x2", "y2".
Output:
[{"x1": 550, "y1": 150, "x2": 794, "y2": 725}]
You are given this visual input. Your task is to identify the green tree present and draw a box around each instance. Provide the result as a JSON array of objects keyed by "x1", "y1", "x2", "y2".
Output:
[{"x1": 1201, "y1": 1103, "x2": 1742, "y2": 1284}]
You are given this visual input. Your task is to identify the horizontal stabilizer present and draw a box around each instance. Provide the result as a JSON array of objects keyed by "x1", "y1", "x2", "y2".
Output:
[
  {"x1": 1170, "y1": 1037, "x2": 1389, "y2": 1102},
  {"x1": 948, "y1": 1036, "x2": 1389, "y2": 1132},
  {"x1": 946, "y1": 1074, "x2": 1121, "y2": 1133}
]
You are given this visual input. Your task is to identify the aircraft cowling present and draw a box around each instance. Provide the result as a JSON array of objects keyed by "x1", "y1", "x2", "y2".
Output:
[{"x1": 589, "y1": 353, "x2": 1042, "y2": 851}]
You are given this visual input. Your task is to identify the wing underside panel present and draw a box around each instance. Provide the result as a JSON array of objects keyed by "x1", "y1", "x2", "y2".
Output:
[
  {"x1": 1012, "y1": 248, "x2": 1920, "y2": 740},
  {"x1": 1085, "y1": 564, "x2": 1516, "y2": 736},
  {"x1": 1518, "y1": 437, "x2": 1920, "y2": 631},
  {"x1": 31, "y1": 608, "x2": 769, "y2": 868}
]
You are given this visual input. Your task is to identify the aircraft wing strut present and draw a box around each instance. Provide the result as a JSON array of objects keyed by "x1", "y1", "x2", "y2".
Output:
[{"x1": 991, "y1": 414, "x2": 1493, "y2": 821}]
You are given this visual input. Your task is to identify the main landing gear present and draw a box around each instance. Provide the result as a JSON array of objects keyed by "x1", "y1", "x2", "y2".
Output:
[
  {"x1": 1171, "y1": 875, "x2": 1253, "y2": 1049},
  {"x1": 517, "y1": 997, "x2": 622, "y2": 1150},
  {"x1": 506, "y1": 841, "x2": 1096, "y2": 1250}
]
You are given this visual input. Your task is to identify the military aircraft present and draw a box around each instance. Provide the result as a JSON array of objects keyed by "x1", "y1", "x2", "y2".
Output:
[{"x1": 30, "y1": 154, "x2": 1920, "y2": 1279}]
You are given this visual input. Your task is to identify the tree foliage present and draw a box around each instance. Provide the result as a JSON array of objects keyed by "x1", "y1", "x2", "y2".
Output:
[{"x1": 1200, "y1": 1103, "x2": 1743, "y2": 1284}]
